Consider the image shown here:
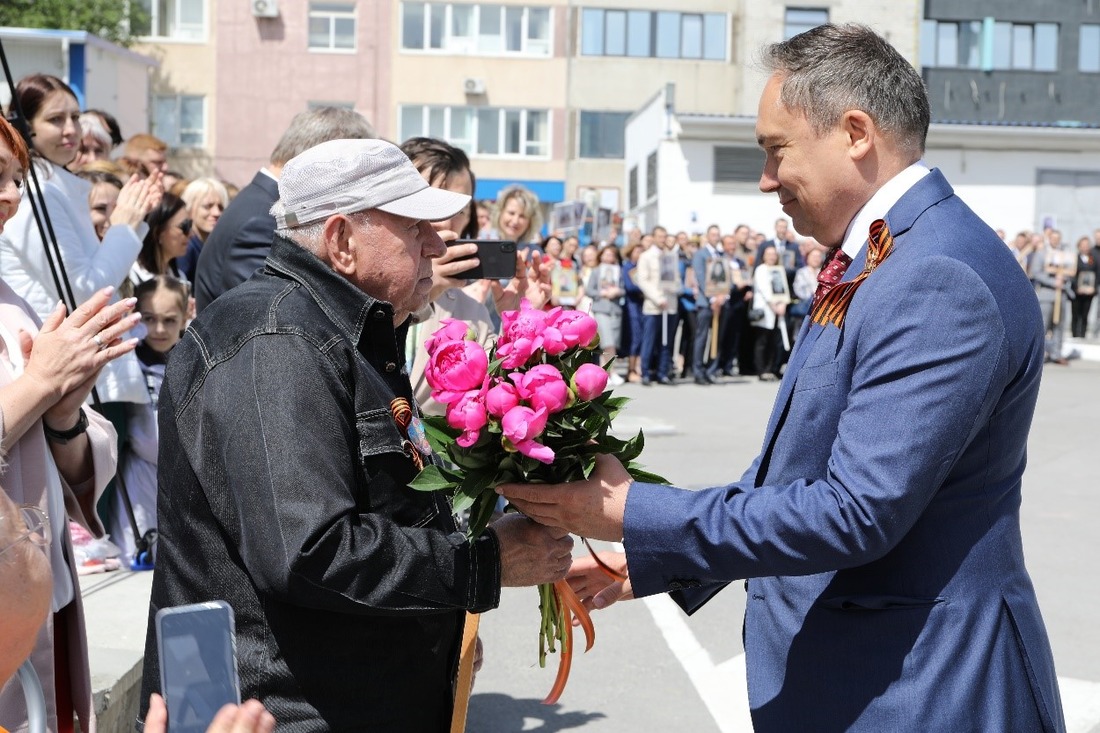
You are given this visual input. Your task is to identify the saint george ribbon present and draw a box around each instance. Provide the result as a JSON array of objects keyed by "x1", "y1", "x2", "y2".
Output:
[{"x1": 810, "y1": 218, "x2": 895, "y2": 328}]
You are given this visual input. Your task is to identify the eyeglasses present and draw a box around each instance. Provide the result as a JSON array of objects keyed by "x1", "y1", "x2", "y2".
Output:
[
  {"x1": 178, "y1": 218, "x2": 193, "y2": 236},
  {"x1": 0, "y1": 505, "x2": 50, "y2": 558}
]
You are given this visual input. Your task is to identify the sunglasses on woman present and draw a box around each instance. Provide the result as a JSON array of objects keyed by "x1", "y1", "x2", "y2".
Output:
[{"x1": 178, "y1": 218, "x2": 193, "y2": 236}]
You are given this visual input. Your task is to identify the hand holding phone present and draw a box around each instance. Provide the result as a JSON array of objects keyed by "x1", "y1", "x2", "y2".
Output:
[
  {"x1": 448, "y1": 240, "x2": 518, "y2": 280},
  {"x1": 156, "y1": 601, "x2": 241, "y2": 733}
]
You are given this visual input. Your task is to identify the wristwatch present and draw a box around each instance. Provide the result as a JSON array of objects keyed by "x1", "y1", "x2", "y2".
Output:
[{"x1": 42, "y1": 408, "x2": 89, "y2": 444}]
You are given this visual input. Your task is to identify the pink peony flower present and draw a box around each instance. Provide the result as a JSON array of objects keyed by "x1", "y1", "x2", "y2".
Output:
[
  {"x1": 485, "y1": 380, "x2": 521, "y2": 418},
  {"x1": 447, "y1": 388, "x2": 488, "y2": 448},
  {"x1": 426, "y1": 339, "x2": 489, "y2": 404},
  {"x1": 551, "y1": 310, "x2": 600, "y2": 349},
  {"x1": 510, "y1": 364, "x2": 571, "y2": 414},
  {"x1": 501, "y1": 405, "x2": 555, "y2": 464},
  {"x1": 424, "y1": 318, "x2": 476, "y2": 357},
  {"x1": 513, "y1": 438, "x2": 555, "y2": 464},
  {"x1": 501, "y1": 405, "x2": 548, "y2": 443},
  {"x1": 497, "y1": 300, "x2": 558, "y2": 368},
  {"x1": 572, "y1": 363, "x2": 609, "y2": 401}
]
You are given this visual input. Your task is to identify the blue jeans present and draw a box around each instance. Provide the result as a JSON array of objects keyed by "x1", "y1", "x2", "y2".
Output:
[{"x1": 641, "y1": 312, "x2": 679, "y2": 380}]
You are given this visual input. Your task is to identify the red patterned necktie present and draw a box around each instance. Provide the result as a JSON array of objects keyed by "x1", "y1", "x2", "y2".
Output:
[
  {"x1": 810, "y1": 219, "x2": 895, "y2": 328},
  {"x1": 814, "y1": 248, "x2": 853, "y2": 304}
]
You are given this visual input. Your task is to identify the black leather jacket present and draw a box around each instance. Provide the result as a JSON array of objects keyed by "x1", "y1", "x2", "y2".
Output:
[{"x1": 140, "y1": 235, "x2": 501, "y2": 731}]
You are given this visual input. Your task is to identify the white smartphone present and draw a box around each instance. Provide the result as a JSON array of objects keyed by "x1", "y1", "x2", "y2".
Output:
[{"x1": 155, "y1": 601, "x2": 241, "y2": 733}]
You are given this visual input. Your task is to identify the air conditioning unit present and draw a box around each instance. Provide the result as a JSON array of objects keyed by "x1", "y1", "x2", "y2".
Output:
[
  {"x1": 463, "y1": 78, "x2": 486, "y2": 95},
  {"x1": 251, "y1": 0, "x2": 279, "y2": 18}
]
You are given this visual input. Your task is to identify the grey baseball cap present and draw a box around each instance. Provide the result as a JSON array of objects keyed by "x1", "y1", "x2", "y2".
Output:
[{"x1": 272, "y1": 138, "x2": 470, "y2": 228}]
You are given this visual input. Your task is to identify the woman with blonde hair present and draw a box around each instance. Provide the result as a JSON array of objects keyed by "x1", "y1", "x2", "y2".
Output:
[
  {"x1": 490, "y1": 184, "x2": 543, "y2": 249},
  {"x1": 177, "y1": 177, "x2": 228, "y2": 281}
]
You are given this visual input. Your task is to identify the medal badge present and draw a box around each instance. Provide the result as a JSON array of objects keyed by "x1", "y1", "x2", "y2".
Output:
[{"x1": 389, "y1": 397, "x2": 432, "y2": 470}]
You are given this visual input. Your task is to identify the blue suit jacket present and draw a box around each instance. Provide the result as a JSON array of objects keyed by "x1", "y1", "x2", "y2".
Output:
[
  {"x1": 193, "y1": 171, "x2": 279, "y2": 312},
  {"x1": 624, "y1": 170, "x2": 1065, "y2": 732}
]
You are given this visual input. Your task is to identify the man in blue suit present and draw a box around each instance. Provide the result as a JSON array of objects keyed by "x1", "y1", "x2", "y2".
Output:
[{"x1": 499, "y1": 23, "x2": 1065, "y2": 732}]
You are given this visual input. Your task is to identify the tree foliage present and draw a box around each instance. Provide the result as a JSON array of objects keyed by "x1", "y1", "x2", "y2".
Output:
[{"x1": 0, "y1": 0, "x2": 148, "y2": 48}]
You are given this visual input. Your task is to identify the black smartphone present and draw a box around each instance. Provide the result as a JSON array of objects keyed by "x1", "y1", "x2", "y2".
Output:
[
  {"x1": 155, "y1": 601, "x2": 241, "y2": 733},
  {"x1": 449, "y1": 239, "x2": 517, "y2": 280}
]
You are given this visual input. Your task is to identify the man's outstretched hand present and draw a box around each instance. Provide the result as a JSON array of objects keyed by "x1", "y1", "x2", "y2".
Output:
[{"x1": 496, "y1": 454, "x2": 633, "y2": 541}]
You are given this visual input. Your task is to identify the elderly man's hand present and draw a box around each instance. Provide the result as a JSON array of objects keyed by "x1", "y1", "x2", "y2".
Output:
[
  {"x1": 496, "y1": 454, "x2": 632, "y2": 541},
  {"x1": 490, "y1": 513, "x2": 574, "y2": 587},
  {"x1": 567, "y1": 551, "x2": 633, "y2": 611},
  {"x1": 428, "y1": 231, "x2": 479, "y2": 303}
]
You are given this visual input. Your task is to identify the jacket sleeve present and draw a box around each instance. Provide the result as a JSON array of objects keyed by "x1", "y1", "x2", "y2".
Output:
[
  {"x1": 635, "y1": 253, "x2": 665, "y2": 306},
  {"x1": 624, "y1": 255, "x2": 1015, "y2": 598},
  {"x1": 170, "y1": 333, "x2": 501, "y2": 616},
  {"x1": 43, "y1": 185, "x2": 144, "y2": 301}
]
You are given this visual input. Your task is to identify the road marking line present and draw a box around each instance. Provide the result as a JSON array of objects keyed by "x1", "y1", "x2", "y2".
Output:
[
  {"x1": 620, "y1": 540, "x2": 1100, "y2": 733},
  {"x1": 1062, "y1": 677, "x2": 1100, "y2": 733}
]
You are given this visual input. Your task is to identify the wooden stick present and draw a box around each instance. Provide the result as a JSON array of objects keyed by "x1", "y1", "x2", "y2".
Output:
[
  {"x1": 710, "y1": 307, "x2": 720, "y2": 360},
  {"x1": 450, "y1": 613, "x2": 480, "y2": 733}
]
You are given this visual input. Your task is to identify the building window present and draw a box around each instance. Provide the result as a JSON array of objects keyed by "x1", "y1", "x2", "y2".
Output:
[
  {"x1": 578, "y1": 111, "x2": 630, "y2": 159},
  {"x1": 309, "y1": 2, "x2": 356, "y2": 52},
  {"x1": 580, "y1": 9, "x2": 726, "y2": 61},
  {"x1": 921, "y1": 20, "x2": 1057, "y2": 72},
  {"x1": 645, "y1": 151, "x2": 657, "y2": 201},
  {"x1": 1080, "y1": 25, "x2": 1100, "y2": 73},
  {"x1": 992, "y1": 22, "x2": 1058, "y2": 71},
  {"x1": 154, "y1": 94, "x2": 205, "y2": 148},
  {"x1": 400, "y1": 104, "x2": 550, "y2": 158},
  {"x1": 134, "y1": 0, "x2": 205, "y2": 41},
  {"x1": 401, "y1": 3, "x2": 551, "y2": 56},
  {"x1": 920, "y1": 20, "x2": 982, "y2": 69},
  {"x1": 628, "y1": 166, "x2": 638, "y2": 209},
  {"x1": 783, "y1": 8, "x2": 827, "y2": 40},
  {"x1": 713, "y1": 146, "x2": 765, "y2": 192}
]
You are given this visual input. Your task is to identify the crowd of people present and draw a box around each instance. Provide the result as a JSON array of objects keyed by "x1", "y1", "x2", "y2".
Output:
[{"x1": 0, "y1": 28, "x2": 1084, "y2": 730}]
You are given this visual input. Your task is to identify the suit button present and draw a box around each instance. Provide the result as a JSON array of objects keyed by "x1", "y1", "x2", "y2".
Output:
[
  {"x1": 373, "y1": 311, "x2": 386, "y2": 320},
  {"x1": 668, "y1": 581, "x2": 683, "y2": 590},
  {"x1": 384, "y1": 362, "x2": 397, "y2": 372}
]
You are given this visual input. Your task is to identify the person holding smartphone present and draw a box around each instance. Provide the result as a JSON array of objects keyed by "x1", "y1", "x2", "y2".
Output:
[{"x1": 400, "y1": 137, "x2": 551, "y2": 417}]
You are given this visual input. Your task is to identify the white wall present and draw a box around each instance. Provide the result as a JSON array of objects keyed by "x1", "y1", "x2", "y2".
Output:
[
  {"x1": 655, "y1": 139, "x2": 784, "y2": 235},
  {"x1": 623, "y1": 87, "x2": 672, "y2": 231},
  {"x1": 83, "y1": 45, "x2": 151, "y2": 145},
  {"x1": 923, "y1": 146, "x2": 1100, "y2": 235}
]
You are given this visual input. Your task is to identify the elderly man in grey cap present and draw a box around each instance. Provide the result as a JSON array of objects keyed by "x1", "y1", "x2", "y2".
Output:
[{"x1": 139, "y1": 139, "x2": 573, "y2": 731}]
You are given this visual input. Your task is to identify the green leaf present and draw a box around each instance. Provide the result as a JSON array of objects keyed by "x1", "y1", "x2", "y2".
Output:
[
  {"x1": 619, "y1": 429, "x2": 646, "y2": 464},
  {"x1": 423, "y1": 417, "x2": 460, "y2": 455},
  {"x1": 626, "y1": 462, "x2": 669, "y2": 485},
  {"x1": 451, "y1": 486, "x2": 477, "y2": 514},
  {"x1": 467, "y1": 491, "x2": 499, "y2": 538},
  {"x1": 408, "y1": 465, "x2": 459, "y2": 492}
]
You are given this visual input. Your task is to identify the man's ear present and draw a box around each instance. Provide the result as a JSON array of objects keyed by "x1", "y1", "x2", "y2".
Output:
[
  {"x1": 322, "y1": 215, "x2": 356, "y2": 276},
  {"x1": 843, "y1": 109, "x2": 875, "y2": 161}
]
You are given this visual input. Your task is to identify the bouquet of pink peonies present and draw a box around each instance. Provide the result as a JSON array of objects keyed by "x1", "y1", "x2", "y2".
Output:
[{"x1": 411, "y1": 299, "x2": 663, "y2": 703}]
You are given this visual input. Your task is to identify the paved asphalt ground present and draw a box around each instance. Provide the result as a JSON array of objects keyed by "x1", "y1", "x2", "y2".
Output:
[{"x1": 467, "y1": 358, "x2": 1100, "y2": 732}]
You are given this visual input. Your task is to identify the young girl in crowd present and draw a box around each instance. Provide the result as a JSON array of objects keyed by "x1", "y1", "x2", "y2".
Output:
[{"x1": 111, "y1": 276, "x2": 189, "y2": 566}]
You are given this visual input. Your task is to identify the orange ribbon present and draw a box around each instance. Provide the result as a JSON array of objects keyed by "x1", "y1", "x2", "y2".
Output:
[{"x1": 810, "y1": 218, "x2": 895, "y2": 328}]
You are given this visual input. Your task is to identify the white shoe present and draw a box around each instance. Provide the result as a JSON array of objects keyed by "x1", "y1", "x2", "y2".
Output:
[{"x1": 608, "y1": 372, "x2": 625, "y2": 387}]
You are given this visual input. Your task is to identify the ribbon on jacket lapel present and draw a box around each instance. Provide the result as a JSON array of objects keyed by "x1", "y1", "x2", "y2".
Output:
[{"x1": 810, "y1": 219, "x2": 895, "y2": 328}]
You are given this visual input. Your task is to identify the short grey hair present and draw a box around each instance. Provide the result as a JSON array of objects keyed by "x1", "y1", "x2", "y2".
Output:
[
  {"x1": 273, "y1": 204, "x2": 374, "y2": 256},
  {"x1": 760, "y1": 23, "x2": 930, "y2": 159},
  {"x1": 269, "y1": 107, "x2": 377, "y2": 166}
]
